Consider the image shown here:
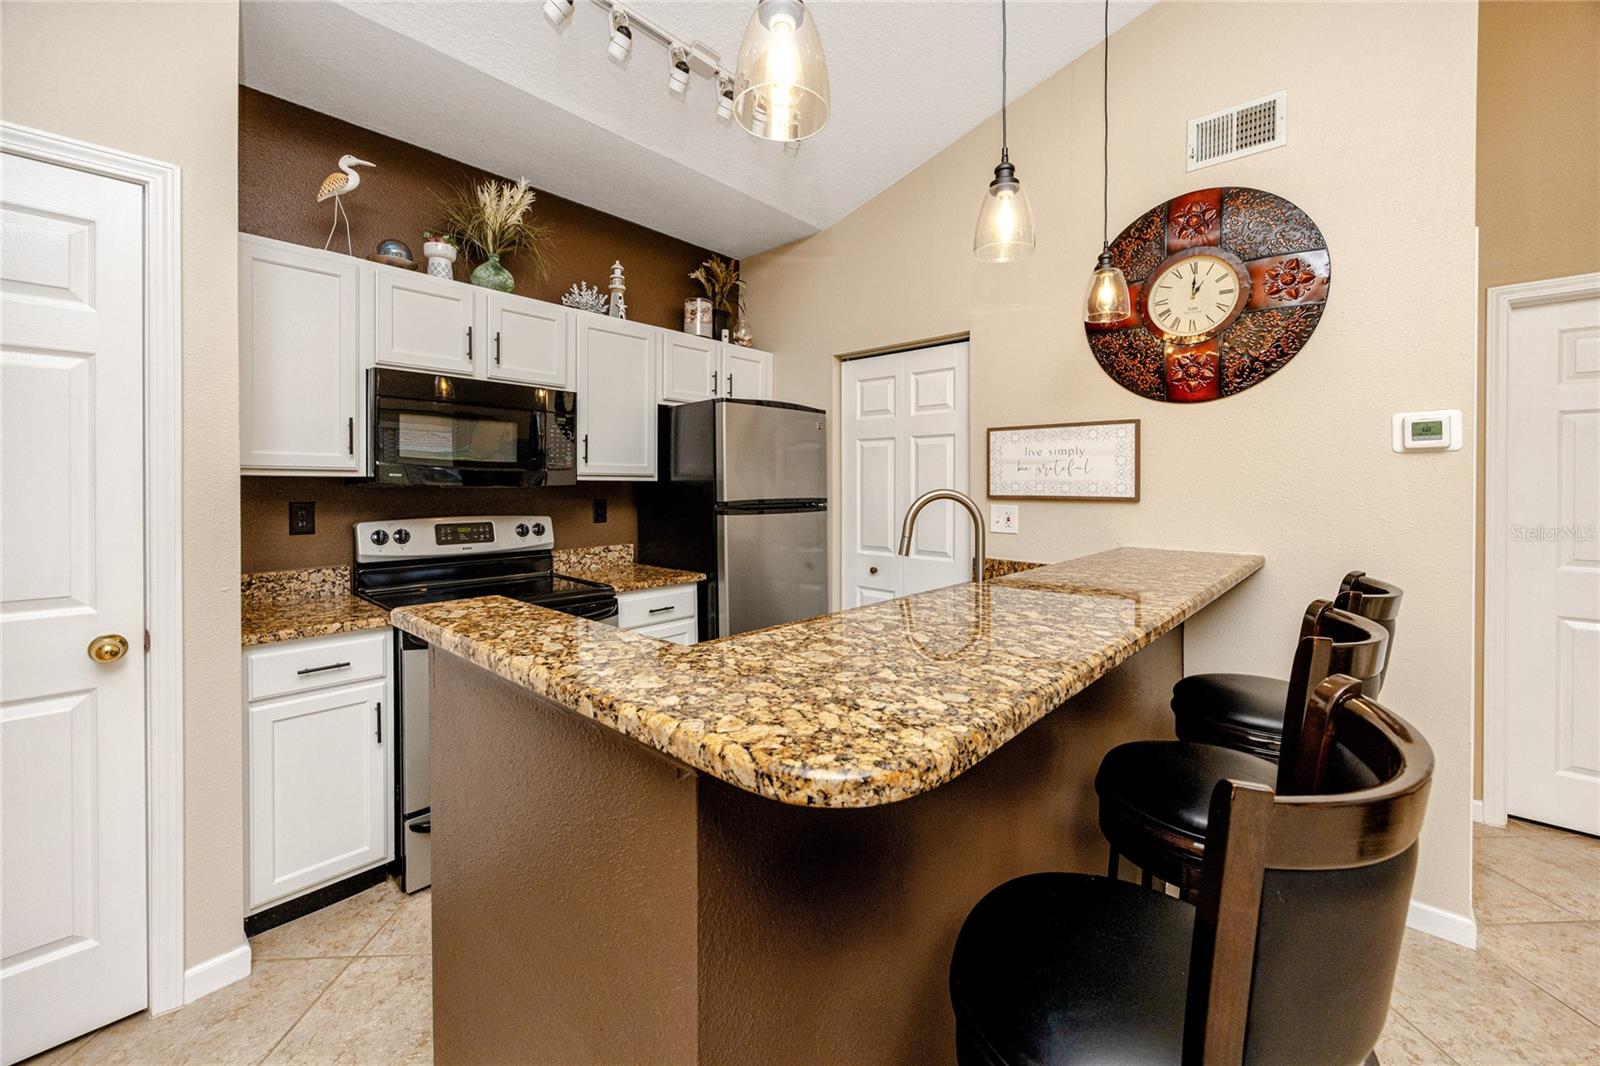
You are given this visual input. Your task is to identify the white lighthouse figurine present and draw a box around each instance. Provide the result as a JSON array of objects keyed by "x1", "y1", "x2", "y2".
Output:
[{"x1": 607, "y1": 260, "x2": 628, "y2": 320}]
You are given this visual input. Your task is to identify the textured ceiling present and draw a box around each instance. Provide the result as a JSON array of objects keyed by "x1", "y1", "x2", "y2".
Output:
[{"x1": 241, "y1": 0, "x2": 1156, "y2": 257}]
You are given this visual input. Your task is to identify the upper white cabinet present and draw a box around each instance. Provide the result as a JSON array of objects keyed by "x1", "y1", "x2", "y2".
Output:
[
  {"x1": 374, "y1": 266, "x2": 478, "y2": 376},
  {"x1": 239, "y1": 235, "x2": 364, "y2": 474},
  {"x1": 577, "y1": 315, "x2": 658, "y2": 480},
  {"x1": 721, "y1": 344, "x2": 775, "y2": 401},
  {"x1": 659, "y1": 332, "x2": 720, "y2": 404},
  {"x1": 487, "y1": 292, "x2": 574, "y2": 388}
]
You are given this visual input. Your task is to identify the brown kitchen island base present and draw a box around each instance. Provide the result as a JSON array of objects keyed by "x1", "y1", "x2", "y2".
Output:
[{"x1": 429, "y1": 628, "x2": 1183, "y2": 1066}]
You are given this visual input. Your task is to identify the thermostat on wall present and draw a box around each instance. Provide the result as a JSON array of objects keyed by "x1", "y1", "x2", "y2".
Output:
[{"x1": 1392, "y1": 410, "x2": 1462, "y2": 452}]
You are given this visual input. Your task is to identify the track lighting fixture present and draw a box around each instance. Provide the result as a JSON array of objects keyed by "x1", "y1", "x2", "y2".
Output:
[
  {"x1": 667, "y1": 45, "x2": 691, "y2": 95},
  {"x1": 607, "y1": 8, "x2": 633, "y2": 63},
  {"x1": 542, "y1": 0, "x2": 574, "y2": 27},
  {"x1": 715, "y1": 73, "x2": 736, "y2": 121}
]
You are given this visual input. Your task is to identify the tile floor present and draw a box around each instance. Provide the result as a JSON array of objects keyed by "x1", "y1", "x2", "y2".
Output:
[{"x1": 27, "y1": 818, "x2": 1600, "y2": 1065}]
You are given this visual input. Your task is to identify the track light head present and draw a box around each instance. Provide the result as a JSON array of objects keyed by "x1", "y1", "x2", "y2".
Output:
[
  {"x1": 715, "y1": 73, "x2": 736, "y2": 121},
  {"x1": 667, "y1": 45, "x2": 691, "y2": 96},
  {"x1": 608, "y1": 10, "x2": 633, "y2": 62},
  {"x1": 542, "y1": 0, "x2": 574, "y2": 27}
]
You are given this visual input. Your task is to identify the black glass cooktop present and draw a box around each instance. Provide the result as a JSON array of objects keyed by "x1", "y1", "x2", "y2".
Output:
[{"x1": 360, "y1": 573, "x2": 611, "y2": 611}]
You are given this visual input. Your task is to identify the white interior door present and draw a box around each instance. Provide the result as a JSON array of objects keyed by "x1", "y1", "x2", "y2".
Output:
[
  {"x1": 1, "y1": 152, "x2": 149, "y2": 1063},
  {"x1": 1502, "y1": 284, "x2": 1600, "y2": 835},
  {"x1": 840, "y1": 342, "x2": 969, "y2": 607}
]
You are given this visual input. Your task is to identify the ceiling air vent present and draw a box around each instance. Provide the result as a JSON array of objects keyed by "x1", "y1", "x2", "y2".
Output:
[{"x1": 1187, "y1": 91, "x2": 1287, "y2": 172}]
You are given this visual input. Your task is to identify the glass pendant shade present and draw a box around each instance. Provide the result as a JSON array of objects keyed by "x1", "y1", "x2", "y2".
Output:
[
  {"x1": 973, "y1": 162, "x2": 1036, "y2": 263},
  {"x1": 1084, "y1": 250, "x2": 1131, "y2": 322},
  {"x1": 733, "y1": 0, "x2": 830, "y2": 142}
]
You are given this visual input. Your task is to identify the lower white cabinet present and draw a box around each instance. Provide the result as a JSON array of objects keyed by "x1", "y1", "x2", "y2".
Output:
[
  {"x1": 614, "y1": 583, "x2": 699, "y2": 644},
  {"x1": 244, "y1": 631, "x2": 392, "y2": 912}
]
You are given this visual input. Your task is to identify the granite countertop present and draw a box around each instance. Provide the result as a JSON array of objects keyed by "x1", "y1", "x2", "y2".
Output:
[
  {"x1": 241, "y1": 567, "x2": 391, "y2": 647},
  {"x1": 552, "y1": 544, "x2": 704, "y2": 593},
  {"x1": 392, "y1": 547, "x2": 1263, "y2": 808}
]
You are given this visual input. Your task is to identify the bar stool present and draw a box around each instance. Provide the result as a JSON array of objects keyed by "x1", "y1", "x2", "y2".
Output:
[
  {"x1": 950, "y1": 675, "x2": 1432, "y2": 1065},
  {"x1": 1094, "y1": 600, "x2": 1388, "y2": 895},
  {"x1": 1171, "y1": 572, "x2": 1402, "y2": 760}
]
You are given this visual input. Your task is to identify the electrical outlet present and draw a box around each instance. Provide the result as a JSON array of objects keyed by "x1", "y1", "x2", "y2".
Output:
[
  {"x1": 288, "y1": 501, "x2": 316, "y2": 536},
  {"x1": 593, "y1": 497, "x2": 608, "y2": 523},
  {"x1": 989, "y1": 503, "x2": 1019, "y2": 535}
]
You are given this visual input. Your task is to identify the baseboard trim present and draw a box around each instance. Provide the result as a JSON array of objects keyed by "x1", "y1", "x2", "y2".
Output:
[
  {"x1": 183, "y1": 942, "x2": 251, "y2": 1005},
  {"x1": 1407, "y1": 899, "x2": 1477, "y2": 950}
]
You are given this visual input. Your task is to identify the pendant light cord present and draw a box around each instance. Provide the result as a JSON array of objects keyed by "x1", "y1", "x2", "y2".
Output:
[
  {"x1": 1101, "y1": 0, "x2": 1110, "y2": 250},
  {"x1": 1000, "y1": 0, "x2": 1009, "y2": 164}
]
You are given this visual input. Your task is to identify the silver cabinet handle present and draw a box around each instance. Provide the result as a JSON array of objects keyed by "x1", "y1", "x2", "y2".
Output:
[
  {"x1": 466, "y1": 326, "x2": 473, "y2": 361},
  {"x1": 297, "y1": 661, "x2": 351, "y2": 676},
  {"x1": 494, "y1": 331, "x2": 502, "y2": 365},
  {"x1": 375, "y1": 701, "x2": 383, "y2": 743},
  {"x1": 726, "y1": 372, "x2": 734, "y2": 397}
]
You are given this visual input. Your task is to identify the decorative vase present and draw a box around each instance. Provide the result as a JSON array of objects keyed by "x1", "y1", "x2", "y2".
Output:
[
  {"x1": 684, "y1": 297, "x2": 713, "y2": 337},
  {"x1": 423, "y1": 241, "x2": 457, "y2": 280},
  {"x1": 470, "y1": 254, "x2": 514, "y2": 292},
  {"x1": 731, "y1": 305, "x2": 754, "y2": 347}
]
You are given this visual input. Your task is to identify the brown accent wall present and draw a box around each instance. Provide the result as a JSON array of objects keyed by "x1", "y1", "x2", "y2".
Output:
[
  {"x1": 238, "y1": 87, "x2": 716, "y2": 572},
  {"x1": 1473, "y1": 1, "x2": 1600, "y2": 795},
  {"x1": 241, "y1": 479, "x2": 636, "y2": 573}
]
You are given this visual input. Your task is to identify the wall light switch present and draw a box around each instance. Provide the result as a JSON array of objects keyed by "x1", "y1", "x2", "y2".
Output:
[{"x1": 989, "y1": 503, "x2": 1019, "y2": 535}]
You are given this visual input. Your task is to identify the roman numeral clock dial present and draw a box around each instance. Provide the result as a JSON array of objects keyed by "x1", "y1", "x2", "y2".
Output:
[{"x1": 1141, "y1": 247, "x2": 1250, "y2": 345}]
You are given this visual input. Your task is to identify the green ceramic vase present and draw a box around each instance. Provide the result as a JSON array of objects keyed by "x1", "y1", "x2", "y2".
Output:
[{"x1": 470, "y1": 254, "x2": 514, "y2": 292}]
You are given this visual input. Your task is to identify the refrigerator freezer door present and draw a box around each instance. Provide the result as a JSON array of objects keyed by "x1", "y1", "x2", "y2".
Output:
[
  {"x1": 716, "y1": 401, "x2": 827, "y2": 503},
  {"x1": 717, "y1": 508, "x2": 829, "y2": 636}
]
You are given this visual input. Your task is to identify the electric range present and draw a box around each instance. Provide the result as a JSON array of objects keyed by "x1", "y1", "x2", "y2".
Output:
[{"x1": 353, "y1": 515, "x2": 618, "y2": 892}]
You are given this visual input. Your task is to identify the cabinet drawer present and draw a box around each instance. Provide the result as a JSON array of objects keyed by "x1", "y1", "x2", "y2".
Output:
[
  {"x1": 632, "y1": 617, "x2": 698, "y2": 645},
  {"x1": 616, "y1": 584, "x2": 697, "y2": 630},
  {"x1": 247, "y1": 630, "x2": 388, "y2": 702}
]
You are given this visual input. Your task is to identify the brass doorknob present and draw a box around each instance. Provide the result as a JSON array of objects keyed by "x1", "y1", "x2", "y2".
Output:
[{"x1": 87, "y1": 634, "x2": 129, "y2": 663}]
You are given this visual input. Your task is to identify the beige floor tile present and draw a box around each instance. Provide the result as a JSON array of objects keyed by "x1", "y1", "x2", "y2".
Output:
[
  {"x1": 1477, "y1": 921, "x2": 1600, "y2": 1026},
  {"x1": 1477, "y1": 833, "x2": 1600, "y2": 920},
  {"x1": 68, "y1": 959, "x2": 345, "y2": 1066},
  {"x1": 19, "y1": 1033, "x2": 93, "y2": 1065},
  {"x1": 1389, "y1": 929, "x2": 1600, "y2": 1064},
  {"x1": 362, "y1": 889, "x2": 432, "y2": 957},
  {"x1": 264, "y1": 956, "x2": 432, "y2": 1065},
  {"x1": 1475, "y1": 866, "x2": 1584, "y2": 925},
  {"x1": 1375, "y1": 1009, "x2": 1457, "y2": 1066},
  {"x1": 250, "y1": 880, "x2": 406, "y2": 960}
]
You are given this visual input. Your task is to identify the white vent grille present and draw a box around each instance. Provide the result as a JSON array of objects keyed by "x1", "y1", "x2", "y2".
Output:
[{"x1": 1187, "y1": 91, "x2": 1287, "y2": 171}]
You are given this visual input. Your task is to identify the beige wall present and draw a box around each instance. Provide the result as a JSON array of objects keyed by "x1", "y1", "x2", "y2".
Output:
[
  {"x1": 2, "y1": 2, "x2": 244, "y2": 967},
  {"x1": 1473, "y1": 0, "x2": 1600, "y2": 795},
  {"x1": 748, "y1": 1, "x2": 1479, "y2": 920}
]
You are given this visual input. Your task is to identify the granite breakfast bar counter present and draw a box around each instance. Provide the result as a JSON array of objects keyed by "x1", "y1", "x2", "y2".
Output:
[{"x1": 393, "y1": 547, "x2": 1262, "y2": 1065}]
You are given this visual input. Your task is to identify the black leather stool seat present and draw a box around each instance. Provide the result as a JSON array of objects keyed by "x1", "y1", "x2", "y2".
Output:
[
  {"x1": 1171, "y1": 673, "x2": 1291, "y2": 760},
  {"x1": 1095, "y1": 741, "x2": 1276, "y2": 887},
  {"x1": 950, "y1": 872, "x2": 1194, "y2": 1066}
]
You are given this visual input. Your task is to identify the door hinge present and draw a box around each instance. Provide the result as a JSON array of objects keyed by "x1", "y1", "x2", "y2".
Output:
[{"x1": 144, "y1": 630, "x2": 151, "y2": 653}]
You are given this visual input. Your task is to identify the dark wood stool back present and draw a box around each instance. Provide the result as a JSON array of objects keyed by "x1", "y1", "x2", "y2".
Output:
[
  {"x1": 1183, "y1": 675, "x2": 1433, "y2": 1065},
  {"x1": 1276, "y1": 602, "x2": 1388, "y2": 794},
  {"x1": 1336, "y1": 570, "x2": 1403, "y2": 691}
]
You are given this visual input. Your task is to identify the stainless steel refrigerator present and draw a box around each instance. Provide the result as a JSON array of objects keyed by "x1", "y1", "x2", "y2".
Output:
[{"x1": 637, "y1": 399, "x2": 828, "y2": 639}]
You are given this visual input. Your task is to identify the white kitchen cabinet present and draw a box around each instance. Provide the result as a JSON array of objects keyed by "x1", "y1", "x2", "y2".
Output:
[
  {"x1": 659, "y1": 332, "x2": 720, "y2": 404},
  {"x1": 239, "y1": 235, "x2": 364, "y2": 474},
  {"x1": 614, "y1": 583, "x2": 700, "y2": 644},
  {"x1": 486, "y1": 291, "x2": 574, "y2": 388},
  {"x1": 374, "y1": 265, "x2": 480, "y2": 375},
  {"x1": 633, "y1": 617, "x2": 698, "y2": 645},
  {"x1": 576, "y1": 315, "x2": 659, "y2": 480},
  {"x1": 721, "y1": 344, "x2": 774, "y2": 400},
  {"x1": 244, "y1": 632, "x2": 392, "y2": 912}
]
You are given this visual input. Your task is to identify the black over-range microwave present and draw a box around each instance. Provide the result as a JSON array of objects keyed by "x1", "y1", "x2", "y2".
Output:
[{"x1": 367, "y1": 369, "x2": 577, "y2": 487}]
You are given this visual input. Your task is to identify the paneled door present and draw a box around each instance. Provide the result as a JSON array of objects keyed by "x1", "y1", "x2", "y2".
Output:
[
  {"x1": 1500, "y1": 280, "x2": 1600, "y2": 834},
  {"x1": 576, "y1": 315, "x2": 658, "y2": 479},
  {"x1": 840, "y1": 342, "x2": 969, "y2": 607},
  {"x1": 373, "y1": 266, "x2": 478, "y2": 376},
  {"x1": 659, "y1": 333, "x2": 718, "y2": 404},
  {"x1": 486, "y1": 292, "x2": 572, "y2": 388},
  {"x1": 1, "y1": 153, "x2": 149, "y2": 1062}
]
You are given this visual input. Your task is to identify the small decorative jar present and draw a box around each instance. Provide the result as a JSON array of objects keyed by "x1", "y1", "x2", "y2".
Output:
[
  {"x1": 684, "y1": 297, "x2": 713, "y2": 337},
  {"x1": 423, "y1": 239, "x2": 457, "y2": 280}
]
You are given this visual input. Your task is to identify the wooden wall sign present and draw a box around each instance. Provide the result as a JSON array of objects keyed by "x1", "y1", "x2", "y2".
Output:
[
  {"x1": 988, "y1": 420, "x2": 1140, "y2": 501},
  {"x1": 1085, "y1": 187, "x2": 1331, "y2": 402}
]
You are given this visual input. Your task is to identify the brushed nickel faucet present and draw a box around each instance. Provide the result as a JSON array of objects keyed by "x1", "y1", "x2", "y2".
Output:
[{"x1": 897, "y1": 489, "x2": 986, "y2": 584}]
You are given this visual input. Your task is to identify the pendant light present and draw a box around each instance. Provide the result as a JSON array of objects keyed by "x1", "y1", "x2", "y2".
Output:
[
  {"x1": 974, "y1": 0, "x2": 1036, "y2": 263},
  {"x1": 1084, "y1": 0, "x2": 1130, "y2": 321},
  {"x1": 733, "y1": 0, "x2": 830, "y2": 142}
]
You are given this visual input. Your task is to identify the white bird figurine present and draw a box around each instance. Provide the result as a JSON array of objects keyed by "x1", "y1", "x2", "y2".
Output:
[{"x1": 317, "y1": 154, "x2": 374, "y2": 254}]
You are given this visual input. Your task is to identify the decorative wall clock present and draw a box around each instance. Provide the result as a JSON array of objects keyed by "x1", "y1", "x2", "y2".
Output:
[{"x1": 1085, "y1": 187, "x2": 1330, "y2": 402}]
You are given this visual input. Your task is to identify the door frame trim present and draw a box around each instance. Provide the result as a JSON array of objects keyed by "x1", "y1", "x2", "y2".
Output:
[
  {"x1": 1, "y1": 122, "x2": 187, "y2": 1015},
  {"x1": 1482, "y1": 271, "x2": 1600, "y2": 827}
]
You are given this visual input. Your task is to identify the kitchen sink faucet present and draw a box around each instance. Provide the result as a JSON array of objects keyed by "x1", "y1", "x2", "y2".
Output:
[{"x1": 898, "y1": 489, "x2": 986, "y2": 585}]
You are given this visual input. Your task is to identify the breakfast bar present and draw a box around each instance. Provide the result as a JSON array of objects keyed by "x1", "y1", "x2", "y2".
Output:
[{"x1": 392, "y1": 547, "x2": 1262, "y2": 1065}]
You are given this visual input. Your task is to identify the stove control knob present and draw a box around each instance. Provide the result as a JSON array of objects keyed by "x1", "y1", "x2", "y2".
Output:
[
  {"x1": 515, "y1": 523, "x2": 531, "y2": 538},
  {"x1": 392, "y1": 529, "x2": 411, "y2": 545},
  {"x1": 369, "y1": 529, "x2": 389, "y2": 546},
  {"x1": 531, "y1": 521, "x2": 546, "y2": 537}
]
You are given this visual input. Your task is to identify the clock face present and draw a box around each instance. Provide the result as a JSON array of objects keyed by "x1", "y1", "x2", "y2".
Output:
[
  {"x1": 1085, "y1": 187, "x2": 1331, "y2": 403},
  {"x1": 1141, "y1": 248, "x2": 1250, "y2": 344}
]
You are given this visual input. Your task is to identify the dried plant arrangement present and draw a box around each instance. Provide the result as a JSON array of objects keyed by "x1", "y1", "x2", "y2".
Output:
[
  {"x1": 436, "y1": 176, "x2": 554, "y2": 277},
  {"x1": 689, "y1": 255, "x2": 745, "y2": 314}
]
